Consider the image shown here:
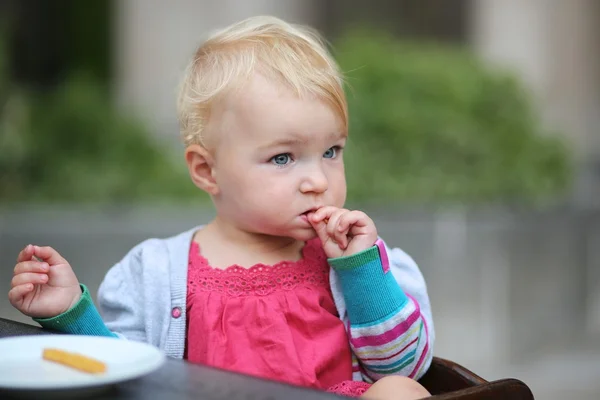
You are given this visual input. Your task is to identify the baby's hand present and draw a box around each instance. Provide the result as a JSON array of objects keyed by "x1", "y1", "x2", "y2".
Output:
[
  {"x1": 8, "y1": 245, "x2": 82, "y2": 319},
  {"x1": 309, "y1": 206, "x2": 378, "y2": 259}
]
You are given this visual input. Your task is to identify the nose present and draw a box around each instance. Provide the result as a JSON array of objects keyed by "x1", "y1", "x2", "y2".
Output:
[{"x1": 299, "y1": 164, "x2": 328, "y2": 194}]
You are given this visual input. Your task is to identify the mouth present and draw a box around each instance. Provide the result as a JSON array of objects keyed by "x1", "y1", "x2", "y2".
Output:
[
  {"x1": 299, "y1": 207, "x2": 319, "y2": 223},
  {"x1": 301, "y1": 207, "x2": 320, "y2": 216}
]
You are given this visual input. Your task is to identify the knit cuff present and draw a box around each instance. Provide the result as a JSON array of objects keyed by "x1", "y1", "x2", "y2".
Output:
[
  {"x1": 329, "y1": 246, "x2": 408, "y2": 324},
  {"x1": 34, "y1": 284, "x2": 117, "y2": 337}
]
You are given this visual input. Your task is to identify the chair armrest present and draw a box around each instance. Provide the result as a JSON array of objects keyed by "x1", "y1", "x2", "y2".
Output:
[
  {"x1": 418, "y1": 357, "x2": 487, "y2": 394},
  {"x1": 428, "y1": 378, "x2": 534, "y2": 400}
]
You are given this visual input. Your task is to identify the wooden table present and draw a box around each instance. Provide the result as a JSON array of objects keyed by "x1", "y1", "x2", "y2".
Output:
[
  {"x1": 0, "y1": 317, "x2": 340, "y2": 399},
  {"x1": 0, "y1": 318, "x2": 535, "y2": 399}
]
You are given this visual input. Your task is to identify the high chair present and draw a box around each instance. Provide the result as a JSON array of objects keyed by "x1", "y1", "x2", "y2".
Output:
[{"x1": 419, "y1": 357, "x2": 534, "y2": 399}]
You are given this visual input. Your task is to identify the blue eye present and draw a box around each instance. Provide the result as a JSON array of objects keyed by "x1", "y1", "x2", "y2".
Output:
[
  {"x1": 323, "y1": 147, "x2": 338, "y2": 159},
  {"x1": 271, "y1": 153, "x2": 292, "y2": 166}
]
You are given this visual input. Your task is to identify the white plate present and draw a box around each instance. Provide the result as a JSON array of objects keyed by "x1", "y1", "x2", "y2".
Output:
[{"x1": 0, "y1": 335, "x2": 165, "y2": 391}]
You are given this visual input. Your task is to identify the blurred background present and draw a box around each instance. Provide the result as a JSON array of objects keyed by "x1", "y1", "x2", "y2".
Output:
[{"x1": 1, "y1": 1, "x2": 599, "y2": 398}]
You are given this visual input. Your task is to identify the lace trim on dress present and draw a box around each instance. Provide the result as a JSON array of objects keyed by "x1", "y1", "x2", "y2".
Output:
[{"x1": 187, "y1": 240, "x2": 329, "y2": 297}]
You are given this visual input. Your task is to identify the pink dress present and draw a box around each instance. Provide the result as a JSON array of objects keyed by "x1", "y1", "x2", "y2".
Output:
[{"x1": 185, "y1": 238, "x2": 371, "y2": 397}]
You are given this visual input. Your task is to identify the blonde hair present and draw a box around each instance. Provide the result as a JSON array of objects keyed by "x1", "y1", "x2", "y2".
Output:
[{"x1": 177, "y1": 16, "x2": 347, "y2": 147}]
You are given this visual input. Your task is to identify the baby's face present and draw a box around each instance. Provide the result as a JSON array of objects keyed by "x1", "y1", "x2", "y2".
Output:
[{"x1": 209, "y1": 73, "x2": 347, "y2": 241}]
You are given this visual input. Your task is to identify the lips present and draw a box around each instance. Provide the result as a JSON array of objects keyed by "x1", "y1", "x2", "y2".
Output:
[
  {"x1": 302, "y1": 206, "x2": 321, "y2": 215},
  {"x1": 300, "y1": 207, "x2": 319, "y2": 224},
  {"x1": 300, "y1": 210, "x2": 313, "y2": 218}
]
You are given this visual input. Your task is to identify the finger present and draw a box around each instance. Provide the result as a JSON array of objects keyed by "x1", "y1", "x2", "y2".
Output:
[
  {"x1": 325, "y1": 209, "x2": 348, "y2": 236},
  {"x1": 334, "y1": 224, "x2": 348, "y2": 249},
  {"x1": 11, "y1": 272, "x2": 48, "y2": 288},
  {"x1": 339, "y1": 211, "x2": 378, "y2": 247},
  {"x1": 337, "y1": 210, "x2": 368, "y2": 233},
  {"x1": 326, "y1": 209, "x2": 349, "y2": 246},
  {"x1": 16, "y1": 245, "x2": 34, "y2": 263},
  {"x1": 8, "y1": 284, "x2": 34, "y2": 305},
  {"x1": 14, "y1": 261, "x2": 50, "y2": 275},
  {"x1": 309, "y1": 215, "x2": 329, "y2": 244},
  {"x1": 333, "y1": 218, "x2": 351, "y2": 249},
  {"x1": 333, "y1": 211, "x2": 372, "y2": 250},
  {"x1": 310, "y1": 206, "x2": 339, "y2": 223},
  {"x1": 32, "y1": 246, "x2": 68, "y2": 266}
]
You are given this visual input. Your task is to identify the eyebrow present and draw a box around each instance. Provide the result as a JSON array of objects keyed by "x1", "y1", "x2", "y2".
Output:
[{"x1": 260, "y1": 132, "x2": 346, "y2": 150}]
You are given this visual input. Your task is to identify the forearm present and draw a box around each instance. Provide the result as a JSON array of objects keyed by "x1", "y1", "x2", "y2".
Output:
[{"x1": 329, "y1": 245, "x2": 432, "y2": 380}]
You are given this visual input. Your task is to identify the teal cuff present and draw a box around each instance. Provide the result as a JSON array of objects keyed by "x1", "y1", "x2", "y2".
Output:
[
  {"x1": 329, "y1": 246, "x2": 408, "y2": 324},
  {"x1": 34, "y1": 284, "x2": 117, "y2": 337}
]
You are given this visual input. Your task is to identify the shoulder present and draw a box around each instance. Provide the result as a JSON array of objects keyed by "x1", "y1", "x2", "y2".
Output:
[
  {"x1": 133, "y1": 227, "x2": 199, "y2": 257},
  {"x1": 125, "y1": 227, "x2": 197, "y2": 262},
  {"x1": 378, "y1": 237, "x2": 432, "y2": 309},
  {"x1": 379, "y1": 237, "x2": 422, "y2": 279},
  {"x1": 379, "y1": 237, "x2": 435, "y2": 337},
  {"x1": 103, "y1": 226, "x2": 201, "y2": 283}
]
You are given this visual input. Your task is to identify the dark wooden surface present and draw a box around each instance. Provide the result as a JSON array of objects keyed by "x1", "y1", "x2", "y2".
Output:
[{"x1": 0, "y1": 317, "x2": 341, "y2": 399}]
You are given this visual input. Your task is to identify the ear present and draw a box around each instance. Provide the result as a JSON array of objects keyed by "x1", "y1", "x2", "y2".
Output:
[{"x1": 185, "y1": 144, "x2": 219, "y2": 195}]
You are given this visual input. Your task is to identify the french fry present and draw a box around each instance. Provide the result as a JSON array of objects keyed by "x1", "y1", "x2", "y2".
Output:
[{"x1": 43, "y1": 348, "x2": 107, "y2": 374}]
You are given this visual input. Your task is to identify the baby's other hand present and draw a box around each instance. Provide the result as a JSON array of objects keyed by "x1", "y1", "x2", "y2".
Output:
[
  {"x1": 309, "y1": 206, "x2": 378, "y2": 259},
  {"x1": 8, "y1": 245, "x2": 82, "y2": 319}
]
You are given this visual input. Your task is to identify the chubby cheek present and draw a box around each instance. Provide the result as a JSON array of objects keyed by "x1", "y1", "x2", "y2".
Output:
[
  {"x1": 259, "y1": 182, "x2": 291, "y2": 209},
  {"x1": 236, "y1": 174, "x2": 288, "y2": 209},
  {"x1": 237, "y1": 189, "x2": 290, "y2": 231},
  {"x1": 332, "y1": 187, "x2": 347, "y2": 208},
  {"x1": 329, "y1": 170, "x2": 347, "y2": 207}
]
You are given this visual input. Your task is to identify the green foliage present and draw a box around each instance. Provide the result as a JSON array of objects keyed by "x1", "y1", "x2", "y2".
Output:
[
  {"x1": 334, "y1": 31, "x2": 572, "y2": 205},
  {"x1": 1, "y1": 29, "x2": 573, "y2": 206},
  {"x1": 0, "y1": 72, "x2": 200, "y2": 204}
]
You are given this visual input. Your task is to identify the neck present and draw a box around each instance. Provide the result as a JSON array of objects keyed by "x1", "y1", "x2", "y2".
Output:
[{"x1": 201, "y1": 216, "x2": 302, "y2": 256}]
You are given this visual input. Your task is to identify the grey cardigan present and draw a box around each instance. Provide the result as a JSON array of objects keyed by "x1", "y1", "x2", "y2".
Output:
[{"x1": 97, "y1": 226, "x2": 435, "y2": 360}]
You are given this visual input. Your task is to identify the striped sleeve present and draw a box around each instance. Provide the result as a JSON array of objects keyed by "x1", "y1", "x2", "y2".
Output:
[{"x1": 328, "y1": 245, "x2": 432, "y2": 381}]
